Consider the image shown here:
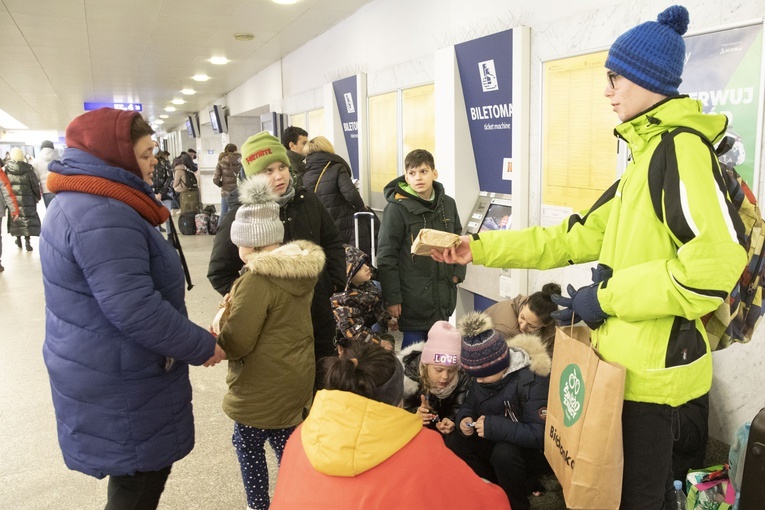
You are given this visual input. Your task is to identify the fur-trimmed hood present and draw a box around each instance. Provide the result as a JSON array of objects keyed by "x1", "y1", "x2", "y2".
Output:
[
  {"x1": 506, "y1": 333, "x2": 551, "y2": 378},
  {"x1": 398, "y1": 341, "x2": 426, "y2": 400},
  {"x1": 244, "y1": 239, "x2": 325, "y2": 296}
]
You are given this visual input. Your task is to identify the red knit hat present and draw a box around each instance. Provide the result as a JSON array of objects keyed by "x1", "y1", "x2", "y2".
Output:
[{"x1": 66, "y1": 108, "x2": 142, "y2": 178}]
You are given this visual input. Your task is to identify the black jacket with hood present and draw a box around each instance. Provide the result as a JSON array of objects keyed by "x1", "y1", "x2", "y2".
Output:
[
  {"x1": 302, "y1": 151, "x2": 371, "y2": 255},
  {"x1": 377, "y1": 175, "x2": 465, "y2": 331},
  {"x1": 456, "y1": 329, "x2": 552, "y2": 451},
  {"x1": 4, "y1": 159, "x2": 41, "y2": 237}
]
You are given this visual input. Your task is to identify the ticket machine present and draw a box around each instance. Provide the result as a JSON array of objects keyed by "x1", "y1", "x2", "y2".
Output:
[{"x1": 460, "y1": 191, "x2": 527, "y2": 302}]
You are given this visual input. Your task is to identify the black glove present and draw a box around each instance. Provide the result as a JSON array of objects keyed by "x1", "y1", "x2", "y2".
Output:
[{"x1": 550, "y1": 283, "x2": 609, "y2": 329}]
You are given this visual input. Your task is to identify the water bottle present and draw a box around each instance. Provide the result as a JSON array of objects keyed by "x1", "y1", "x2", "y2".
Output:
[{"x1": 674, "y1": 480, "x2": 687, "y2": 510}]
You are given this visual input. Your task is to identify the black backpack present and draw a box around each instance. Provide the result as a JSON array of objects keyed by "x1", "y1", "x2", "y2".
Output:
[{"x1": 185, "y1": 168, "x2": 198, "y2": 191}]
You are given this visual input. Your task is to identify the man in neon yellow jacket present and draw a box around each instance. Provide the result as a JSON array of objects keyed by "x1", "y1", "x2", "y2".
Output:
[{"x1": 434, "y1": 6, "x2": 747, "y2": 509}]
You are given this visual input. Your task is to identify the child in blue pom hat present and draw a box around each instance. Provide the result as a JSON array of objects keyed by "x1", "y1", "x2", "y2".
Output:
[{"x1": 432, "y1": 5, "x2": 748, "y2": 509}]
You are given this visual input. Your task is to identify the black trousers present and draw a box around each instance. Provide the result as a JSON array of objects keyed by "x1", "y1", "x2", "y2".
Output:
[
  {"x1": 105, "y1": 465, "x2": 172, "y2": 510},
  {"x1": 445, "y1": 432, "x2": 546, "y2": 510},
  {"x1": 621, "y1": 400, "x2": 676, "y2": 510}
]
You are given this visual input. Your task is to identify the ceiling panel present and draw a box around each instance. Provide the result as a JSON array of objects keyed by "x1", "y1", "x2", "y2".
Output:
[{"x1": 0, "y1": 0, "x2": 372, "y2": 132}]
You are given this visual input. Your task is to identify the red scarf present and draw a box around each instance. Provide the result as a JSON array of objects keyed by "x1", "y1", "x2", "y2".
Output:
[{"x1": 47, "y1": 173, "x2": 170, "y2": 227}]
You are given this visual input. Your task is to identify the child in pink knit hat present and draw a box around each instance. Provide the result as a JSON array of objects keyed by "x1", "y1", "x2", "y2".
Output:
[{"x1": 398, "y1": 320, "x2": 470, "y2": 436}]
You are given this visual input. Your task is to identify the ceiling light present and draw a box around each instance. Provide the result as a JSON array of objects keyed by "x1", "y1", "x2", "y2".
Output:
[
  {"x1": 154, "y1": 120, "x2": 164, "y2": 125},
  {"x1": 159, "y1": 114, "x2": 169, "y2": 119},
  {"x1": 234, "y1": 33, "x2": 255, "y2": 41},
  {"x1": 192, "y1": 74, "x2": 210, "y2": 82},
  {"x1": 272, "y1": 0, "x2": 299, "y2": 4},
  {"x1": 210, "y1": 56, "x2": 229, "y2": 65},
  {"x1": 181, "y1": 88, "x2": 196, "y2": 95},
  {"x1": 171, "y1": 98, "x2": 186, "y2": 105},
  {"x1": 0, "y1": 108, "x2": 28, "y2": 130},
  {"x1": 164, "y1": 106, "x2": 176, "y2": 112}
]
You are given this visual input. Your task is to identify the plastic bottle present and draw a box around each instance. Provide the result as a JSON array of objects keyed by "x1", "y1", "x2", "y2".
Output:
[{"x1": 674, "y1": 480, "x2": 687, "y2": 510}]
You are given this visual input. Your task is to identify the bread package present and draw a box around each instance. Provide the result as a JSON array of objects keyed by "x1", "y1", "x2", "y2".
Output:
[{"x1": 411, "y1": 228, "x2": 461, "y2": 256}]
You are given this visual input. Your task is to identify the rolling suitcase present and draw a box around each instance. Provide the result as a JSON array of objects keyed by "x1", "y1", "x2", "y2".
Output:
[
  {"x1": 739, "y1": 407, "x2": 765, "y2": 509},
  {"x1": 179, "y1": 189, "x2": 201, "y2": 214},
  {"x1": 354, "y1": 211, "x2": 378, "y2": 266}
]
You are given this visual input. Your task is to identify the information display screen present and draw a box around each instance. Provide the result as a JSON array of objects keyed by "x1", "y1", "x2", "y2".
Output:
[{"x1": 479, "y1": 203, "x2": 512, "y2": 232}]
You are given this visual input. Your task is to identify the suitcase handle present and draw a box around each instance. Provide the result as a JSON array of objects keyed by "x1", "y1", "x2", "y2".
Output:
[{"x1": 354, "y1": 211, "x2": 377, "y2": 266}]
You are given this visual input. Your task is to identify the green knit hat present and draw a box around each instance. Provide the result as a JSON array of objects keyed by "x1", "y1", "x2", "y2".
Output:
[{"x1": 241, "y1": 131, "x2": 290, "y2": 177}]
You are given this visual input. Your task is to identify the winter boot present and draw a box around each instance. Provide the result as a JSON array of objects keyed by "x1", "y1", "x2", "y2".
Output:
[{"x1": 25, "y1": 237, "x2": 32, "y2": 251}]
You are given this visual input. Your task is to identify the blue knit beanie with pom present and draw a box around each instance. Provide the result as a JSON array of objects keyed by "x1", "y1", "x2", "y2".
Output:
[{"x1": 605, "y1": 5, "x2": 689, "y2": 96}]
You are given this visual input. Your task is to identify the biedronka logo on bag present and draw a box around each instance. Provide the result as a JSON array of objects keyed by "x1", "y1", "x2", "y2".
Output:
[{"x1": 560, "y1": 364, "x2": 584, "y2": 427}]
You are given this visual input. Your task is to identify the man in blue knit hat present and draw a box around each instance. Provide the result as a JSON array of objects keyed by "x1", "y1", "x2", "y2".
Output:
[{"x1": 434, "y1": 5, "x2": 747, "y2": 508}]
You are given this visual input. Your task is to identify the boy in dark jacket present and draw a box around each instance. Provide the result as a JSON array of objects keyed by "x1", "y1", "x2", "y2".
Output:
[
  {"x1": 446, "y1": 311, "x2": 551, "y2": 510},
  {"x1": 331, "y1": 244, "x2": 396, "y2": 351},
  {"x1": 377, "y1": 149, "x2": 465, "y2": 350}
]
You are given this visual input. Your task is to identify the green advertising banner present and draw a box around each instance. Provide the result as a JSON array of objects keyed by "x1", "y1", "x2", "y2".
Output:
[{"x1": 681, "y1": 23, "x2": 763, "y2": 185}]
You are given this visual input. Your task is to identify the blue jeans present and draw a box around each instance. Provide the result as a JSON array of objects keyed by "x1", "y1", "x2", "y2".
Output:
[
  {"x1": 401, "y1": 330, "x2": 429, "y2": 350},
  {"x1": 219, "y1": 197, "x2": 230, "y2": 227}
]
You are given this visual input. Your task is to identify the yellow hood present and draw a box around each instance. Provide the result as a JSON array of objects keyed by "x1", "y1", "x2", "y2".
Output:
[{"x1": 301, "y1": 390, "x2": 421, "y2": 477}]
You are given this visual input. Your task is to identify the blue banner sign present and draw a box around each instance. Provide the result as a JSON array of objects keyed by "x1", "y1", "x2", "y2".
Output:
[
  {"x1": 681, "y1": 24, "x2": 762, "y2": 185},
  {"x1": 455, "y1": 29, "x2": 514, "y2": 193},
  {"x1": 84, "y1": 102, "x2": 143, "y2": 112},
  {"x1": 332, "y1": 76, "x2": 359, "y2": 179}
]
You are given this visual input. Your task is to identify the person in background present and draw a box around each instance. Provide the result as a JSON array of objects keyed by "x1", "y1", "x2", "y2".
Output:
[
  {"x1": 3, "y1": 151, "x2": 10, "y2": 165},
  {"x1": 215, "y1": 173, "x2": 324, "y2": 510},
  {"x1": 270, "y1": 341, "x2": 511, "y2": 509},
  {"x1": 302, "y1": 136, "x2": 373, "y2": 255},
  {"x1": 172, "y1": 152, "x2": 194, "y2": 194},
  {"x1": 151, "y1": 149, "x2": 174, "y2": 234},
  {"x1": 40, "y1": 108, "x2": 224, "y2": 510},
  {"x1": 377, "y1": 149, "x2": 466, "y2": 349},
  {"x1": 207, "y1": 131, "x2": 345, "y2": 362},
  {"x1": 399, "y1": 320, "x2": 469, "y2": 437},
  {"x1": 0, "y1": 163, "x2": 20, "y2": 271},
  {"x1": 4, "y1": 147, "x2": 41, "y2": 251},
  {"x1": 483, "y1": 282, "x2": 561, "y2": 357},
  {"x1": 31, "y1": 140, "x2": 59, "y2": 207},
  {"x1": 212, "y1": 143, "x2": 241, "y2": 224},
  {"x1": 446, "y1": 312, "x2": 551, "y2": 510},
  {"x1": 331, "y1": 243, "x2": 397, "y2": 351},
  {"x1": 184, "y1": 148, "x2": 198, "y2": 171},
  {"x1": 281, "y1": 126, "x2": 308, "y2": 186},
  {"x1": 433, "y1": 6, "x2": 747, "y2": 508}
]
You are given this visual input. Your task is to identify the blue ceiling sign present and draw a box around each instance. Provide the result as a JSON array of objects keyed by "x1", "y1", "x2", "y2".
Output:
[{"x1": 84, "y1": 102, "x2": 143, "y2": 112}]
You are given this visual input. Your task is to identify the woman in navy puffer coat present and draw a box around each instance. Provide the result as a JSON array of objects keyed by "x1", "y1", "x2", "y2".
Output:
[{"x1": 40, "y1": 108, "x2": 223, "y2": 509}]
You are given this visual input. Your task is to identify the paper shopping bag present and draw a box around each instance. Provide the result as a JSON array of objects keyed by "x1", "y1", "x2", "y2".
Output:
[{"x1": 544, "y1": 326, "x2": 626, "y2": 510}]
